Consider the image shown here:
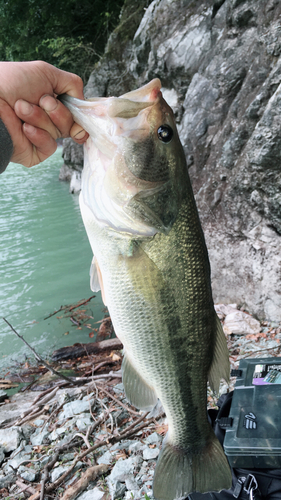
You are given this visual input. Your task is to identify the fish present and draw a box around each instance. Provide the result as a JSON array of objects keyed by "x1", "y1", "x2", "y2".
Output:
[{"x1": 60, "y1": 79, "x2": 232, "y2": 499}]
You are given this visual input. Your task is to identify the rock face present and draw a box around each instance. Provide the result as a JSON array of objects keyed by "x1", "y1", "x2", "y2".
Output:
[{"x1": 63, "y1": 0, "x2": 281, "y2": 320}]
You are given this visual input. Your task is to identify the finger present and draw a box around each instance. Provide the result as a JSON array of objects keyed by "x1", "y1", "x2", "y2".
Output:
[
  {"x1": 22, "y1": 123, "x2": 57, "y2": 165},
  {"x1": 42, "y1": 62, "x2": 85, "y2": 99},
  {"x1": 70, "y1": 122, "x2": 89, "y2": 144},
  {"x1": 15, "y1": 99, "x2": 61, "y2": 140},
  {"x1": 39, "y1": 94, "x2": 76, "y2": 137},
  {"x1": 1, "y1": 96, "x2": 58, "y2": 168}
]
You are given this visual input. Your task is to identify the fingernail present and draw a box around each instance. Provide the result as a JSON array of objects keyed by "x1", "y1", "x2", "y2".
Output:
[
  {"x1": 74, "y1": 129, "x2": 87, "y2": 139},
  {"x1": 23, "y1": 123, "x2": 36, "y2": 134},
  {"x1": 40, "y1": 95, "x2": 58, "y2": 112},
  {"x1": 19, "y1": 100, "x2": 33, "y2": 115}
]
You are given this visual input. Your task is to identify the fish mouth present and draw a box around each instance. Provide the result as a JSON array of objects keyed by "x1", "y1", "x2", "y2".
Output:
[
  {"x1": 59, "y1": 78, "x2": 162, "y2": 137},
  {"x1": 60, "y1": 79, "x2": 172, "y2": 238}
]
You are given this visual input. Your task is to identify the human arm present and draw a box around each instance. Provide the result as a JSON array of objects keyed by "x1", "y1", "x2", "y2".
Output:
[{"x1": 0, "y1": 61, "x2": 88, "y2": 171}]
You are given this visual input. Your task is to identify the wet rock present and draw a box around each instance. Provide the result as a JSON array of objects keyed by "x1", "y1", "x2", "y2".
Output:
[
  {"x1": 0, "y1": 390, "x2": 7, "y2": 402},
  {"x1": 69, "y1": 171, "x2": 81, "y2": 194}
]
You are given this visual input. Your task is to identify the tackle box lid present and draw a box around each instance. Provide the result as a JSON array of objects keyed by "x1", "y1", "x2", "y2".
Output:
[{"x1": 223, "y1": 357, "x2": 281, "y2": 467}]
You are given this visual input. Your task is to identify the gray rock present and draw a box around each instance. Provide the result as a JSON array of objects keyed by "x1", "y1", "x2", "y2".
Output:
[
  {"x1": 6, "y1": 450, "x2": 32, "y2": 472},
  {"x1": 125, "y1": 490, "x2": 141, "y2": 500},
  {"x1": 18, "y1": 467, "x2": 37, "y2": 482},
  {"x1": 97, "y1": 450, "x2": 114, "y2": 465},
  {"x1": 0, "y1": 472, "x2": 16, "y2": 488},
  {"x1": 125, "y1": 475, "x2": 140, "y2": 491},
  {"x1": 51, "y1": 465, "x2": 69, "y2": 483},
  {"x1": 69, "y1": 171, "x2": 81, "y2": 194},
  {"x1": 107, "y1": 479, "x2": 127, "y2": 500},
  {"x1": 59, "y1": 399, "x2": 94, "y2": 420},
  {"x1": 223, "y1": 310, "x2": 261, "y2": 335},
  {"x1": 30, "y1": 428, "x2": 50, "y2": 446},
  {"x1": 0, "y1": 426, "x2": 23, "y2": 452},
  {"x1": 0, "y1": 447, "x2": 4, "y2": 465},
  {"x1": 109, "y1": 456, "x2": 143, "y2": 483},
  {"x1": 142, "y1": 446, "x2": 160, "y2": 460},
  {"x1": 61, "y1": 0, "x2": 281, "y2": 321},
  {"x1": 128, "y1": 441, "x2": 145, "y2": 453},
  {"x1": 76, "y1": 415, "x2": 92, "y2": 430},
  {"x1": 77, "y1": 487, "x2": 105, "y2": 500},
  {"x1": 51, "y1": 461, "x2": 83, "y2": 483},
  {"x1": 144, "y1": 432, "x2": 161, "y2": 445}
]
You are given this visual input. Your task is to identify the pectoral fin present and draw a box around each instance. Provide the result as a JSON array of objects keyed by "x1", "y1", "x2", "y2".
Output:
[
  {"x1": 208, "y1": 314, "x2": 230, "y2": 393},
  {"x1": 122, "y1": 352, "x2": 158, "y2": 411},
  {"x1": 90, "y1": 256, "x2": 107, "y2": 305}
]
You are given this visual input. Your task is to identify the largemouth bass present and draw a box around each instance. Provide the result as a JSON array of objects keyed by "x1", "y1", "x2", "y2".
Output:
[{"x1": 60, "y1": 79, "x2": 231, "y2": 499}]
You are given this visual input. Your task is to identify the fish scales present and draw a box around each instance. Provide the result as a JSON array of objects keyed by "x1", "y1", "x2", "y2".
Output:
[{"x1": 60, "y1": 79, "x2": 232, "y2": 499}]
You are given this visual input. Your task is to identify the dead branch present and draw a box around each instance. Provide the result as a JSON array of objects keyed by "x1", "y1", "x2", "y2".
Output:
[
  {"x1": 95, "y1": 383, "x2": 140, "y2": 416},
  {"x1": 3, "y1": 318, "x2": 79, "y2": 386},
  {"x1": 60, "y1": 463, "x2": 109, "y2": 500},
  {"x1": 51, "y1": 338, "x2": 123, "y2": 362},
  {"x1": 15, "y1": 479, "x2": 37, "y2": 495},
  {"x1": 43, "y1": 295, "x2": 95, "y2": 320}
]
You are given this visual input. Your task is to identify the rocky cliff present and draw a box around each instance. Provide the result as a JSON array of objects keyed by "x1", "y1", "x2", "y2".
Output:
[{"x1": 62, "y1": 0, "x2": 281, "y2": 321}]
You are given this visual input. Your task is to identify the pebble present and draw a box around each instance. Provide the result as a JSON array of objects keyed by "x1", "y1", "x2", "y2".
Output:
[
  {"x1": 0, "y1": 426, "x2": 23, "y2": 452},
  {"x1": 59, "y1": 399, "x2": 94, "y2": 420},
  {"x1": 143, "y1": 446, "x2": 159, "y2": 460},
  {"x1": 223, "y1": 310, "x2": 261, "y2": 335},
  {"x1": 77, "y1": 487, "x2": 105, "y2": 500}
]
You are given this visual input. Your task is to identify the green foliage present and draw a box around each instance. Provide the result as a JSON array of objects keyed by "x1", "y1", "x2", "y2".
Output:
[{"x1": 0, "y1": 0, "x2": 125, "y2": 81}]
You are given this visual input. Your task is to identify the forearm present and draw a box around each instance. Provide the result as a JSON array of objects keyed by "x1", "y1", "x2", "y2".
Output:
[{"x1": 0, "y1": 118, "x2": 13, "y2": 174}]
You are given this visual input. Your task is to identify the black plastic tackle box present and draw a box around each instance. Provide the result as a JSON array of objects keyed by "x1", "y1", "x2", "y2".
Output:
[{"x1": 223, "y1": 357, "x2": 281, "y2": 468}]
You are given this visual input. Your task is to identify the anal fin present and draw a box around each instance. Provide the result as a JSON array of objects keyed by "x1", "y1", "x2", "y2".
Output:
[
  {"x1": 122, "y1": 353, "x2": 158, "y2": 411},
  {"x1": 208, "y1": 314, "x2": 230, "y2": 393}
]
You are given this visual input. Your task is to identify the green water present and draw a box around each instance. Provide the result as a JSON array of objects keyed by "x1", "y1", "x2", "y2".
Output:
[{"x1": 0, "y1": 148, "x2": 104, "y2": 373}]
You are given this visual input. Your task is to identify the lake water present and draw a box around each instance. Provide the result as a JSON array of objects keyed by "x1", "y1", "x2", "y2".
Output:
[{"x1": 0, "y1": 148, "x2": 104, "y2": 374}]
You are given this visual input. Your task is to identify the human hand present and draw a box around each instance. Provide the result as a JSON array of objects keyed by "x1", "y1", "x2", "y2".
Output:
[{"x1": 0, "y1": 61, "x2": 88, "y2": 167}]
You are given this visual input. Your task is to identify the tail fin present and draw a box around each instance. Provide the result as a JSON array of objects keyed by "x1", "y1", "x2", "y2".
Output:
[{"x1": 153, "y1": 432, "x2": 232, "y2": 500}]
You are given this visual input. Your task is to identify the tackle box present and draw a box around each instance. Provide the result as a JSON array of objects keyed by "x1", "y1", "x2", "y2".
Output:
[{"x1": 223, "y1": 357, "x2": 281, "y2": 468}]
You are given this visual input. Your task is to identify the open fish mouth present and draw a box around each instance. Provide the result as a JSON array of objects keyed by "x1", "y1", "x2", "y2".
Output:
[{"x1": 59, "y1": 79, "x2": 183, "y2": 237}]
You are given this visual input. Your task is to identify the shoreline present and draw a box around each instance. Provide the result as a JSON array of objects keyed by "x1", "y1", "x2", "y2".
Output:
[{"x1": 0, "y1": 303, "x2": 281, "y2": 499}]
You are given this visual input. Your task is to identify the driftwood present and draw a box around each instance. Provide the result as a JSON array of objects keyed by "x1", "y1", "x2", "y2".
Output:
[{"x1": 51, "y1": 337, "x2": 123, "y2": 361}]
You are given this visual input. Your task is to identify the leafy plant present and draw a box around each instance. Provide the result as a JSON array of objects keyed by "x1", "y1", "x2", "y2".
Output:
[{"x1": 0, "y1": 0, "x2": 124, "y2": 81}]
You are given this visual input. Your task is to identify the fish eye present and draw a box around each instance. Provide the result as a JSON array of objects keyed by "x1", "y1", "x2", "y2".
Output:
[{"x1": 157, "y1": 125, "x2": 173, "y2": 143}]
